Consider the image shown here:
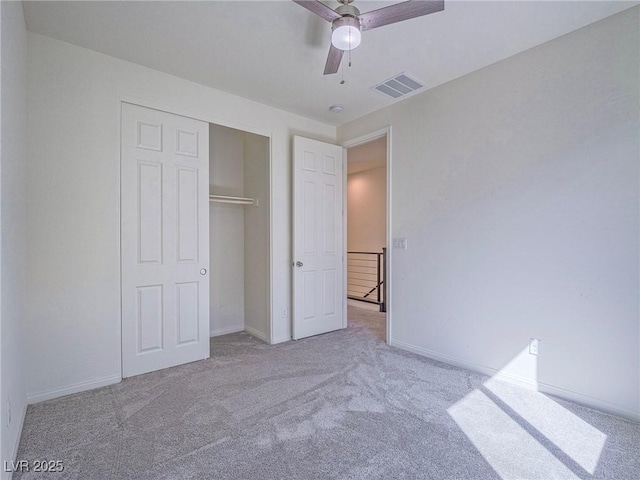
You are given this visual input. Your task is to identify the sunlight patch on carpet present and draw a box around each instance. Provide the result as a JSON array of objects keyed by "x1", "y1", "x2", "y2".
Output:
[{"x1": 447, "y1": 346, "x2": 606, "y2": 479}]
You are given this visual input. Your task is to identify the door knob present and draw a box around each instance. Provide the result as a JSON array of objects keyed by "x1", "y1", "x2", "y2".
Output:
[
  {"x1": 295, "y1": 261, "x2": 303, "y2": 267},
  {"x1": 200, "y1": 268, "x2": 207, "y2": 275}
]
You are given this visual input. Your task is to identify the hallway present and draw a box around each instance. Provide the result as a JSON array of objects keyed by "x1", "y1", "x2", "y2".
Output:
[{"x1": 347, "y1": 300, "x2": 386, "y2": 342}]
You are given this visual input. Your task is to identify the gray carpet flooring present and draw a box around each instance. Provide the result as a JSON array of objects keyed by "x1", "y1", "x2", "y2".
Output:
[{"x1": 14, "y1": 305, "x2": 639, "y2": 479}]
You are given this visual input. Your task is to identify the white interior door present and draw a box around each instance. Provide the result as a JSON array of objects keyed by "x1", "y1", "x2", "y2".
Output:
[
  {"x1": 293, "y1": 136, "x2": 345, "y2": 340},
  {"x1": 121, "y1": 103, "x2": 209, "y2": 377}
]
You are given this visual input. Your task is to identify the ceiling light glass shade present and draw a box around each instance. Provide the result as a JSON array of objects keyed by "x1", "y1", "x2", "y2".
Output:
[{"x1": 331, "y1": 17, "x2": 361, "y2": 51}]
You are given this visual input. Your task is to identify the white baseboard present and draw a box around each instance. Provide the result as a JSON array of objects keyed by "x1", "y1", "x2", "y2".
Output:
[
  {"x1": 6, "y1": 400, "x2": 28, "y2": 479},
  {"x1": 244, "y1": 325, "x2": 269, "y2": 343},
  {"x1": 390, "y1": 338, "x2": 640, "y2": 423},
  {"x1": 533, "y1": 378, "x2": 640, "y2": 422},
  {"x1": 270, "y1": 335, "x2": 291, "y2": 345},
  {"x1": 209, "y1": 325, "x2": 244, "y2": 337},
  {"x1": 27, "y1": 374, "x2": 121, "y2": 404}
]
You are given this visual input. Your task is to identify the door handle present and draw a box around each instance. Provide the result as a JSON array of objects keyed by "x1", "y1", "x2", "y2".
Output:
[
  {"x1": 200, "y1": 268, "x2": 207, "y2": 275},
  {"x1": 295, "y1": 261, "x2": 303, "y2": 267}
]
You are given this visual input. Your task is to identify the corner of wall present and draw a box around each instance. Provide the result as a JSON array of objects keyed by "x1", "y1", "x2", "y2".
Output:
[
  {"x1": 210, "y1": 325, "x2": 244, "y2": 338},
  {"x1": 0, "y1": 0, "x2": 29, "y2": 474},
  {"x1": 244, "y1": 325, "x2": 270, "y2": 344}
]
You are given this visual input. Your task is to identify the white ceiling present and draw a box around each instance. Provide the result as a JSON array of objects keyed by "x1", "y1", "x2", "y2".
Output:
[{"x1": 23, "y1": 1, "x2": 637, "y2": 126}]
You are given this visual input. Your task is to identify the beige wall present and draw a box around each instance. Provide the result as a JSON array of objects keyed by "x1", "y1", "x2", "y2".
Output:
[
  {"x1": 339, "y1": 8, "x2": 639, "y2": 419},
  {"x1": 347, "y1": 166, "x2": 387, "y2": 253}
]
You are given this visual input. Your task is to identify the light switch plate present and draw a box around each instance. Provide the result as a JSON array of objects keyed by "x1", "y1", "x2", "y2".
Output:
[{"x1": 393, "y1": 238, "x2": 408, "y2": 250}]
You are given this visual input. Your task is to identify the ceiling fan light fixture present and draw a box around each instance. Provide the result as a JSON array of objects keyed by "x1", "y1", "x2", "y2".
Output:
[
  {"x1": 293, "y1": 0, "x2": 444, "y2": 75},
  {"x1": 331, "y1": 16, "x2": 361, "y2": 51}
]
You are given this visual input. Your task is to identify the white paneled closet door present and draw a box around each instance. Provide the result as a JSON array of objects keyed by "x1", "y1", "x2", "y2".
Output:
[{"x1": 121, "y1": 103, "x2": 210, "y2": 377}]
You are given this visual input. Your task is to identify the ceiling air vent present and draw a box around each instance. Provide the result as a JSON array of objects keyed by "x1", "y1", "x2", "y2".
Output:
[{"x1": 373, "y1": 73, "x2": 424, "y2": 99}]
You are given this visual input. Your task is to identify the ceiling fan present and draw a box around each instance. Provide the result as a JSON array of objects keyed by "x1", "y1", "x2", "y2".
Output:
[{"x1": 293, "y1": 0, "x2": 444, "y2": 75}]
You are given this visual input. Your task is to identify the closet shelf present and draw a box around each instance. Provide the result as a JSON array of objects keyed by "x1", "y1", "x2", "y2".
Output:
[{"x1": 209, "y1": 194, "x2": 257, "y2": 206}]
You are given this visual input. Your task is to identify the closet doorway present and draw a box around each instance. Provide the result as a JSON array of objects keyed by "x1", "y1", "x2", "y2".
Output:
[
  {"x1": 208, "y1": 124, "x2": 271, "y2": 342},
  {"x1": 121, "y1": 101, "x2": 272, "y2": 379}
]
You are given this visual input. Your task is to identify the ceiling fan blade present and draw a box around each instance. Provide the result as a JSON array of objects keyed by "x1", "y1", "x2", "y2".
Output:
[
  {"x1": 359, "y1": 0, "x2": 444, "y2": 31},
  {"x1": 293, "y1": 0, "x2": 341, "y2": 23},
  {"x1": 324, "y1": 44, "x2": 344, "y2": 75}
]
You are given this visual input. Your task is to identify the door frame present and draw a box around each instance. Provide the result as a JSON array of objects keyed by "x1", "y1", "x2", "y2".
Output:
[
  {"x1": 118, "y1": 94, "x2": 274, "y2": 377},
  {"x1": 341, "y1": 127, "x2": 392, "y2": 344}
]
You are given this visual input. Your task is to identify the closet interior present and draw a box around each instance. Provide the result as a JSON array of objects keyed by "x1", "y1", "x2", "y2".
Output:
[{"x1": 209, "y1": 123, "x2": 270, "y2": 342}]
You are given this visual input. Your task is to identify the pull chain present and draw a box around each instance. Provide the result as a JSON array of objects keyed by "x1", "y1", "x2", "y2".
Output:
[
  {"x1": 340, "y1": 25, "x2": 353, "y2": 84},
  {"x1": 348, "y1": 27, "x2": 352, "y2": 67}
]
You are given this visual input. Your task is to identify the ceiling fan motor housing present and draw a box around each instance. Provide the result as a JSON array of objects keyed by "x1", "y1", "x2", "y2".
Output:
[{"x1": 335, "y1": 4, "x2": 360, "y2": 18}]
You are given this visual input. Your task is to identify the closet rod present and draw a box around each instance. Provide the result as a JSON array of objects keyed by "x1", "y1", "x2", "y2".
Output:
[{"x1": 209, "y1": 194, "x2": 257, "y2": 206}]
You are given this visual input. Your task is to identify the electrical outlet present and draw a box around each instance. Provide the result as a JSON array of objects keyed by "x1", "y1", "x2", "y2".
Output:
[
  {"x1": 529, "y1": 338, "x2": 540, "y2": 356},
  {"x1": 7, "y1": 399, "x2": 11, "y2": 427}
]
